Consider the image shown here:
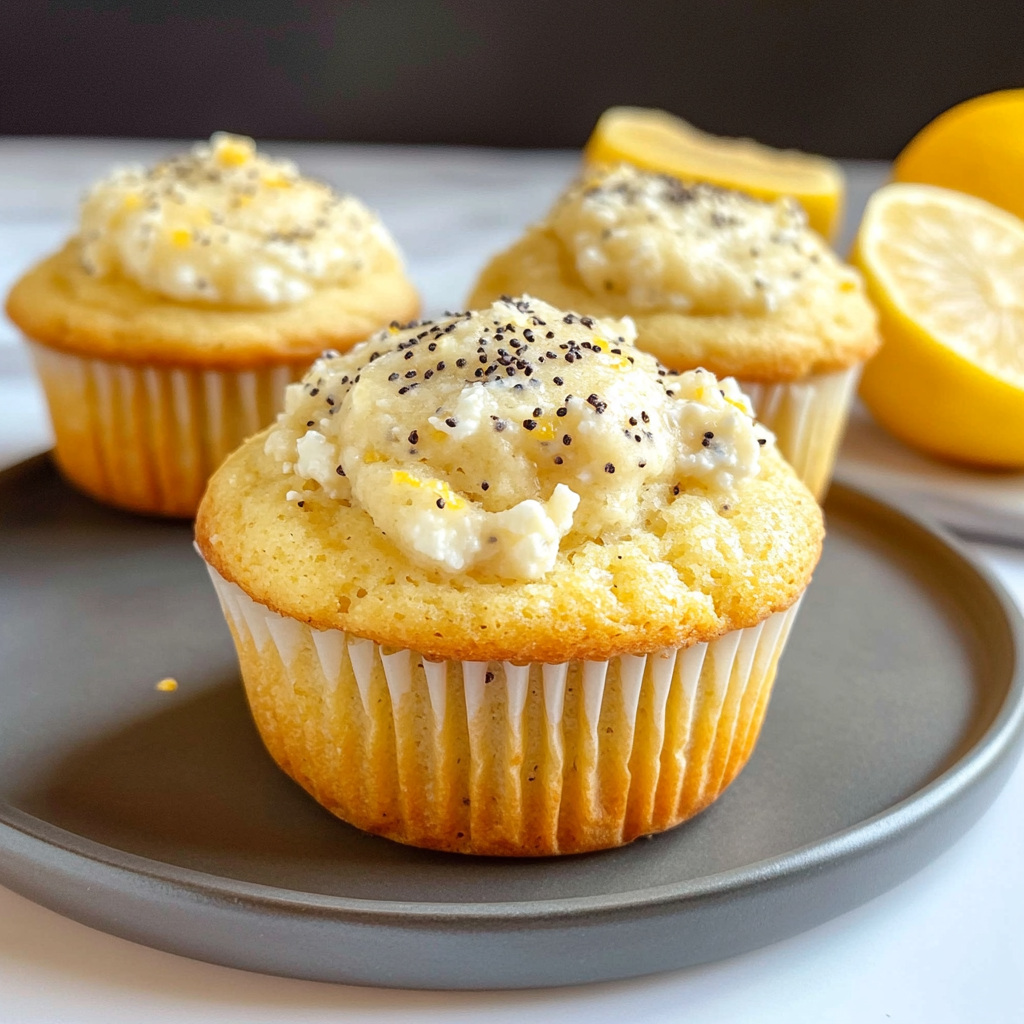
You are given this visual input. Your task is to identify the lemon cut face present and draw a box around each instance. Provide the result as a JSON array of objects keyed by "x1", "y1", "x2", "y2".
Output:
[
  {"x1": 855, "y1": 183, "x2": 1024, "y2": 467},
  {"x1": 584, "y1": 106, "x2": 845, "y2": 241},
  {"x1": 861, "y1": 184, "x2": 1024, "y2": 389}
]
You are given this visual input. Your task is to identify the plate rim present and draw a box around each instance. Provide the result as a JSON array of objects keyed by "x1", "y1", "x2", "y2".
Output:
[{"x1": 1, "y1": 461, "x2": 1022, "y2": 929}]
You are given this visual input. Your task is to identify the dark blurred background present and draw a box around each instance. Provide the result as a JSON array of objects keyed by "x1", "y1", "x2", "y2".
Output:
[{"x1": 2, "y1": 0, "x2": 1022, "y2": 156}]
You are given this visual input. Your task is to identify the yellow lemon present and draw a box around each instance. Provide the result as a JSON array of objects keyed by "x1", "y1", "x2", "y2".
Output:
[
  {"x1": 893, "y1": 89, "x2": 1024, "y2": 221},
  {"x1": 583, "y1": 106, "x2": 845, "y2": 241},
  {"x1": 853, "y1": 183, "x2": 1024, "y2": 468}
]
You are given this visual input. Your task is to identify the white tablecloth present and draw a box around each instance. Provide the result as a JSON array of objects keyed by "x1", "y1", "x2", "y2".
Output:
[{"x1": 1, "y1": 139, "x2": 1022, "y2": 1023}]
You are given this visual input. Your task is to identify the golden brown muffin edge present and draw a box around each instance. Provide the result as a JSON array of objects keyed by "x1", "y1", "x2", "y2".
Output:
[
  {"x1": 195, "y1": 429, "x2": 824, "y2": 664},
  {"x1": 6, "y1": 242, "x2": 420, "y2": 369}
]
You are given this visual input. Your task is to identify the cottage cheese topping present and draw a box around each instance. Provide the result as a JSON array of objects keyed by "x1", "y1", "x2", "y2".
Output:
[
  {"x1": 265, "y1": 296, "x2": 771, "y2": 580},
  {"x1": 78, "y1": 133, "x2": 401, "y2": 306},
  {"x1": 550, "y1": 164, "x2": 857, "y2": 315}
]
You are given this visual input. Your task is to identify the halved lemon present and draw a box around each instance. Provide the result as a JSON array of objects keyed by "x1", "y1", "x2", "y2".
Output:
[
  {"x1": 853, "y1": 183, "x2": 1024, "y2": 468},
  {"x1": 583, "y1": 106, "x2": 845, "y2": 241}
]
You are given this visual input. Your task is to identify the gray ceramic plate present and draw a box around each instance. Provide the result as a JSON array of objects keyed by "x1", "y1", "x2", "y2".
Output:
[{"x1": 0, "y1": 455, "x2": 1022, "y2": 990}]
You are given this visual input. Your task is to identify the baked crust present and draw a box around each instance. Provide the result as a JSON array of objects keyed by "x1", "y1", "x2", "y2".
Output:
[
  {"x1": 6, "y1": 241, "x2": 420, "y2": 369},
  {"x1": 196, "y1": 429, "x2": 824, "y2": 664},
  {"x1": 468, "y1": 227, "x2": 879, "y2": 382}
]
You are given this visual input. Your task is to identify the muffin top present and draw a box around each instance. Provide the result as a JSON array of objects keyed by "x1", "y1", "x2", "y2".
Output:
[
  {"x1": 549, "y1": 167, "x2": 853, "y2": 315},
  {"x1": 468, "y1": 164, "x2": 878, "y2": 381},
  {"x1": 198, "y1": 296, "x2": 823, "y2": 662},
  {"x1": 6, "y1": 134, "x2": 418, "y2": 367},
  {"x1": 77, "y1": 132, "x2": 398, "y2": 308}
]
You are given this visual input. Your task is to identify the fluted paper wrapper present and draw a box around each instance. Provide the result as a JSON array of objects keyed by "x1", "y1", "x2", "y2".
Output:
[
  {"x1": 205, "y1": 562, "x2": 803, "y2": 856},
  {"x1": 741, "y1": 364, "x2": 861, "y2": 500},
  {"x1": 29, "y1": 342, "x2": 309, "y2": 516}
]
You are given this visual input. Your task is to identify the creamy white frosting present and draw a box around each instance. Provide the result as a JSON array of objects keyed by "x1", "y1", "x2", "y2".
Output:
[
  {"x1": 550, "y1": 164, "x2": 857, "y2": 315},
  {"x1": 78, "y1": 132, "x2": 400, "y2": 307},
  {"x1": 265, "y1": 296, "x2": 771, "y2": 580}
]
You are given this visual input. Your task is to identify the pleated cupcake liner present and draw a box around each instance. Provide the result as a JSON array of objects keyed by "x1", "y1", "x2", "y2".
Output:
[
  {"x1": 741, "y1": 364, "x2": 862, "y2": 500},
  {"x1": 28, "y1": 341, "x2": 310, "y2": 516},
  {"x1": 205, "y1": 561, "x2": 804, "y2": 856}
]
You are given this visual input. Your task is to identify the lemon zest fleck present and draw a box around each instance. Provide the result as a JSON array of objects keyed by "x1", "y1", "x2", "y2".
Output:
[
  {"x1": 391, "y1": 470, "x2": 421, "y2": 487},
  {"x1": 214, "y1": 135, "x2": 253, "y2": 167},
  {"x1": 390, "y1": 470, "x2": 466, "y2": 509}
]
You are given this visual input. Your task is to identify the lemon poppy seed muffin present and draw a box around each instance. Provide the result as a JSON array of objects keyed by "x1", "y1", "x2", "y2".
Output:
[
  {"x1": 196, "y1": 296, "x2": 823, "y2": 856},
  {"x1": 469, "y1": 164, "x2": 880, "y2": 497},
  {"x1": 6, "y1": 132, "x2": 418, "y2": 515}
]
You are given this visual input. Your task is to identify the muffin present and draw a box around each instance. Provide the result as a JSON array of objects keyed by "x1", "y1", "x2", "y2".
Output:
[
  {"x1": 468, "y1": 164, "x2": 879, "y2": 498},
  {"x1": 5, "y1": 132, "x2": 418, "y2": 516},
  {"x1": 196, "y1": 295, "x2": 823, "y2": 856}
]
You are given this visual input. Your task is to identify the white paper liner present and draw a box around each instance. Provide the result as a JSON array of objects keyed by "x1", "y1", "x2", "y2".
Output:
[
  {"x1": 28, "y1": 342, "x2": 308, "y2": 515},
  {"x1": 741, "y1": 364, "x2": 861, "y2": 499},
  {"x1": 205, "y1": 561, "x2": 804, "y2": 856}
]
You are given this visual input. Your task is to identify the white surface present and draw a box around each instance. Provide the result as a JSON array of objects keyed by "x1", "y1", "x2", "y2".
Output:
[
  {"x1": 838, "y1": 404, "x2": 1024, "y2": 543},
  {"x1": 1, "y1": 139, "x2": 1023, "y2": 1023}
]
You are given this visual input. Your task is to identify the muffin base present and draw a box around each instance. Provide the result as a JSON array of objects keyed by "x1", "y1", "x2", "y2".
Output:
[
  {"x1": 741, "y1": 365, "x2": 861, "y2": 500},
  {"x1": 29, "y1": 342, "x2": 310, "y2": 517},
  {"x1": 207, "y1": 564, "x2": 803, "y2": 857}
]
